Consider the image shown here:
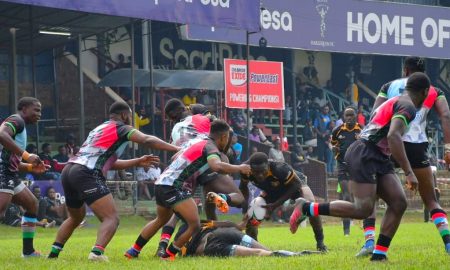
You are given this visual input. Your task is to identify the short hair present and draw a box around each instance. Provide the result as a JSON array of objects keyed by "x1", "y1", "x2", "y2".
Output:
[
  {"x1": 210, "y1": 120, "x2": 230, "y2": 136},
  {"x1": 249, "y1": 152, "x2": 269, "y2": 166},
  {"x1": 189, "y1": 104, "x2": 209, "y2": 115},
  {"x1": 404, "y1": 57, "x2": 425, "y2": 73},
  {"x1": 109, "y1": 101, "x2": 130, "y2": 115},
  {"x1": 344, "y1": 106, "x2": 357, "y2": 114},
  {"x1": 31, "y1": 185, "x2": 40, "y2": 191},
  {"x1": 42, "y1": 143, "x2": 50, "y2": 151},
  {"x1": 405, "y1": 72, "x2": 430, "y2": 93},
  {"x1": 26, "y1": 144, "x2": 36, "y2": 153},
  {"x1": 58, "y1": 145, "x2": 65, "y2": 150},
  {"x1": 17, "y1": 97, "x2": 39, "y2": 111},
  {"x1": 164, "y1": 98, "x2": 185, "y2": 115}
]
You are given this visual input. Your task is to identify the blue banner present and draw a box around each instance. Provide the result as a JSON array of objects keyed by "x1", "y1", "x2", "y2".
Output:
[
  {"x1": 5, "y1": 0, "x2": 260, "y2": 31},
  {"x1": 184, "y1": 0, "x2": 450, "y2": 59}
]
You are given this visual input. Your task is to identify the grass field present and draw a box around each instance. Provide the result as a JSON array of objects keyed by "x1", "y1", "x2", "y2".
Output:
[{"x1": 1, "y1": 211, "x2": 449, "y2": 270}]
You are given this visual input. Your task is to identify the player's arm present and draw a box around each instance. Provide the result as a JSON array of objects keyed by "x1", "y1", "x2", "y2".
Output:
[
  {"x1": 207, "y1": 155, "x2": 250, "y2": 175},
  {"x1": 372, "y1": 83, "x2": 389, "y2": 112},
  {"x1": 129, "y1": 130, "x2": 180, "y2": 152},
  {"x1": 264, "y1": 172, "x2": 301, "y2": 212},
  {"x1": 0, "y1": 122, "x2": 40, "y2": 164},
  {"x1": 18, "y1": 162, "x2": 49, "y2": 174},
  {"x1": 434, "y1": 96, "x2": 450, "y2": 146},
  {"x1": 239, "y1": 178, "x2": 250, "y2": 213},
  {"x1": 111, "y1": 155, "x2": 160, "y2": 170}
]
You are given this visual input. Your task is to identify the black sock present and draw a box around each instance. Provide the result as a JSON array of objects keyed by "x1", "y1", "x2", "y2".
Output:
[
  {"x1": 343, "y1": 219, "x2": 351, "y2": 234},
  {"x1": 163, "y1": 243, "x2": 180, "y2": 258},
  {"x1": 363, "y1": 218, "x2": 376, "y2": 229},
  {"x1": 371, "y1": 234, "x2": 391, "y2": 261},
  {"x1": 302, "y1": 202, "x2": 330, "y2": 216},
  {"x1": 48, "y1": 242, "x2": 64, "y2": 258},
  {"x1": 134, "y1": 235, "x2": 149, "y2": 251}
]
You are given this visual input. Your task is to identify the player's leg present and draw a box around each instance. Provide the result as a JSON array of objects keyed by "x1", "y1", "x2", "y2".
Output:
[
  {"x1": 414, "y1": 166, "x2": 450, "y2": 253},
  {"x1": 0, "y1": 192, "x2": 13, "y2": 220},
  {"x1": 355, "y1": 208, "x2": 377, "y2": 257},
  {"x1": 231, "y1": 246, "x2": 272, "y2": 256},
  {"x1": 371, "y1": 173, "x2": 407, "y2": 261},
  {"x1": 155, "y1": 214, "x2": 179, "y2": 257},
  {"x1": 10, "y1": 184, "x2": 40, "y2": 257},
  {"x1": 340, "y1": 179, "x2": 352, "y2": 236},
  {"x1": 165, "y1": 198, "x2": 201, "y2": 259},
  {"x1": 300, "y1": 186, "x2": 327, "y2": 251},
  {"x1": 203, "y1": 174, "x2": 244, "y2": 219}
]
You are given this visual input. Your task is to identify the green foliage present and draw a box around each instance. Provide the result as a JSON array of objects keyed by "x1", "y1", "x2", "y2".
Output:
[{"x1": 0, "y1": 213, "x2": 448, "y2": 270}]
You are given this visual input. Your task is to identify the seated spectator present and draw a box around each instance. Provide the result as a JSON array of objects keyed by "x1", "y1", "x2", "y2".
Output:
[
  {"x1": 31, "y1": 186, "x2": 51, "y2": 223},
  {"x1": 302, "y1": 119, "x2": 317, "y2": 147},
  {"x1": 38, "y1": 143, "x2": 61, "y2": 180},
  {"x1": 44, "y1": 187, "x2": 67, "y2": 225},
  {"x1": 291, "y1": 143, "x2": 309, "y2": 172},
  {"x1": 64, "y1": 133, "x2": 77, "y2": 158},
  {"x1": 182, "y1": 89, "x2": 198, "y2": 106},
  {"x1": 26, "y1": 143, "x2": 38, "y2": 154},
  {"x1": 313, "y1": 90, "x2": 328, "y2": 109},
  {"x1": 53, "y1": 145, "x2": 69, "y2": 163},
  {"x1": 306, "y1": 146, "x2": 317, "y2": 160},
  {"x1": 268, "y1": 138, "x2": 285, "y2": 162},
  {"x1": 249, "y1": 127, "x2": 261, "y2": 143},
  {"x1": 136, "y1": 166, "x2": 161, "y2": 200}
]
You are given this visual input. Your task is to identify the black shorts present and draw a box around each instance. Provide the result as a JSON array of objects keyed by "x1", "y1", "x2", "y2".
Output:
[
  {"x1": 344, "y1": 140, "x2": 394, "y2": 184},
  {"x1": 403, "y1": 142, "x2": 429, "y2": 169},
  {"x1": 204, "y1": 228, "x2": 247, "y2": 257},
  {"x1": 337, "y1": 161, "x2": 350, "y2": 182},
  {"x1": 197, "y1": 169, "x2": 219, "y2": 186},
  {"x1": 0, "y1": 164, "x2": 26, "y2": 195},
  {"x1": 155, "y1": 185, "x2": 192, "y2": 208},
  {"x1": 263, "y1": 189, "x2": 302, "y2": 204},
  {"x1": 61, "y1": 163, "x2": 110, "y2": 208}
]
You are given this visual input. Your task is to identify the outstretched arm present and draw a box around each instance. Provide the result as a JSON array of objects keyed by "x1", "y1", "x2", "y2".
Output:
[
  {"x1": 111, "y1": 155, "x2": 160, "y2": 170},
  {"x1": 207, "y1": 156, "x2": 251, "y2": 175},
  {"x1": 129, "y1": 130, "x2": 180, "y2": 152}
]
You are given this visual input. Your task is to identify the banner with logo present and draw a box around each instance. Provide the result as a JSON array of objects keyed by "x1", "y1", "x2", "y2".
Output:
[
  {"x1": 224, "y1": 59, "x2": 284, "y2": 110},
  {"x1": 184, "y1": 0, "x2": 450, "y2": 59},
  {"x1": 5, "y1": 0, "x2": 260, "y2": 31}
]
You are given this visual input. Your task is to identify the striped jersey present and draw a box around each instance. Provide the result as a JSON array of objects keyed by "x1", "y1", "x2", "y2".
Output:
[
  {"x1": 331, "y1": 123, "x2": 362, "y2": 162},
  {"x1": 171, "y1": 114, "x2": 211, "y2": 148},
  {"x1": 379, "y1": 78, "x2": 445, "y2": 143},
  {"x1": 360, "y1": 96, "x2": 416, "y2": 156},
  {"x1": 69, "y1": 120, "x2": 136, "y2": 175},
  {"x1": 0, "y1": 114, "x2": 27, "y2": 172},
  {"x1": 156, "y1": 138, "x2": 220, "y2": 192}
]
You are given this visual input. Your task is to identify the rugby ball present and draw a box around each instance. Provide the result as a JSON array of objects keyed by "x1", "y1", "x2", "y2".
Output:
[{"x1": 247, "y1": 197, "x2": 267, "y2": 221}]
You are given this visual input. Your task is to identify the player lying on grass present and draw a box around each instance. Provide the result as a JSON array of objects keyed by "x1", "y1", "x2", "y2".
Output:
[
  {"x1": 239, "y1": 152, "x2": 328, "y2": 252},
  {"x1": 124, "y1": 120, "x2": 251, "y2": 260},
  {"x1": 155, "y1": 99, "x2": 245, "y2": 257}
]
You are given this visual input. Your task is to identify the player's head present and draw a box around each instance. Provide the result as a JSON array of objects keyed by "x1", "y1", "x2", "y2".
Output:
[
  {"x1": 343, "y1": 106, "x2": 357, "y2": 126},
  {"x1": 404, "y1": 57, "x2": 425, "y2": 76},
  {"x1": 165, "y1": 98, "x2": 187, "y2": 122},
  {"x1": 209, "y1": 120, "x2": 231, "y2": 151},
  {"x1": 18, "y1": 97, "x2": 41, "y2": 124},
  {"x1": 189, "y1": 104, "x2": 210, "y2": 116},
  {"x1": 405, "y1": 72, "x2": 430, "y2": 107},
  {"x1": 31, "y1": 185, "x2": 41, "y2": 199},
  {"x1": 249, "y1": 152, "x2": 270, "y2": 182},
  {"x1": 109, "y1": 101, "x2": 132, "y2": 125}
]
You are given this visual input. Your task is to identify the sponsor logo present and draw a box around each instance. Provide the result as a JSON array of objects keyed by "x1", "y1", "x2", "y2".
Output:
[
  {"x1": 260, "y1": 8, "x2": 292, "y2": 32},
  {"x1": 316, "y1": 0, "x2": 330, "y2": 38},
  {"x1": 200, "y1": 0, "x2": 230, "y2": 8},
  {"x1": 229, "y1": 64, "x2": 247, "y2": 86}
]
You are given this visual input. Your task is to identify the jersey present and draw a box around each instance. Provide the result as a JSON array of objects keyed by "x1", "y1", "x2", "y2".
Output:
[
  {"x1": 331, "y1": 123, "x2": 362, "y2": 162},
  {"x1": 171, "y1": 114, "x2": 211, "y2": 148},
  {"x1": 360, "y1": 96, "x2": 416, "y2": 156},
  {"x1": 0, "y1": 114, "x2": 27, "y2": 172},
  {"x1": 156, "y1": 138, "x2": 220, "y2": 192},
  {"x1": 379, "y1": 78, "x2": 445, "y2": 143},
  {"x1": 69, "y1": 120, "x2": 136, "y2": 175},
  {"x1": 241, "y1": 161, "x2": 298, "y2": 198}
]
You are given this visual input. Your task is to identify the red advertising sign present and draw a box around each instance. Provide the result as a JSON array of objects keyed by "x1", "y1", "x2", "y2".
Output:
[{"x1": 224, "y1": 59, "x2": 284, "y2": 110}]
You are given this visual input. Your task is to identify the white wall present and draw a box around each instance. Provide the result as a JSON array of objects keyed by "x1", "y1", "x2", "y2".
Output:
[{"x1": 293, "y1": 50, "x2": 332, "y2": 87}]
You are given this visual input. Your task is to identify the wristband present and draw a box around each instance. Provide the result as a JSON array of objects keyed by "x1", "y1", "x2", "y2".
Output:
[
  {"x1": 22, "y1": 151, "x2": 30, "y2": 161},
  {"x1": 26, "y1": 163, "x2": 33, "y2": 172}
]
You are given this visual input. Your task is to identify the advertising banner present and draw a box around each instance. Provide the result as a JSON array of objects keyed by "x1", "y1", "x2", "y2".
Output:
[
  {"x1": 5, "y1": 0, "x2": 260, "y2": 31},
  {"x1": 224, "y1": 59, "x2": 284, "y2": 110},
  {"x1": 185, "y1": 0, "x2": 450, "y2": 59}
]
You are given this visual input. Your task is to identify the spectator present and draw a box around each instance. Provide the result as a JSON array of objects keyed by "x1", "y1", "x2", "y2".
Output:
[
  {"x1": 26, "y1": 143, "x2": 37, "y2": 154},
  {"x1": 53, "y1": 145, "x2": 69, "y2": 163},
  {"x1": 306, "y1": 146, "x2": 316, "y2": 159},
  {"x1": 268, "y1": 137, "x2": 285, "y2": 162},
  {"x1": 230, "y1": 109, "x2": 247, "y2": 135},
  {"x1": 314, "y1": 105, "x2": 331, "y2": 162},
  {"x1": 357, "y1": 104, "x2": 367, "y2": 127},
  {"x1": 297, "y1": 99, "x2": 314, "y2": 125},
  {"x1": 44, "y1": 187, "x2": 67, "y2": 226},
  {"x1": 250, "y1": 146, "x2": 258, "y2": 156},
  {"x1": 31, "y1": 186, "x2": 49, "y2": 223},
  {"x1": 231, "y1": 133, "x2": 243, "y2": 164},
  {"x1": 182, "y1": 90, "x2": 198, "y2": 106},
  {"x1": 283, "y1": 95, "x2": 293, "y2": 124},
  {"x1": 281, "y1": 129, "x2": 289, "y2": 151},
  {"x1": 325, "y1": 121, "x2": 336, "y2": 175},
  {"x1": 249, "y1": 126, "x2": 262, "y2": 143},
  {"x1": 64, "y1": 133, "x2": 77, "y2": 158},
  {"x1": 302, "y1": 119, "x2": 317, "y2": 147},
  {"x1": 38, "y1": 143, "x2": 61, "y2": 180},
  {"x1": 291, "y1": 143, "x2": 309, "y2": 172},
  {"x1": 313, "y1": 90, "x2": 328, "y2": 109},
  {"x1": 134, "y1": 105, "x2": 150, "y2": 131},
  {"x1": 136, "y1": 166, "x2": 160, "y2": 200}
]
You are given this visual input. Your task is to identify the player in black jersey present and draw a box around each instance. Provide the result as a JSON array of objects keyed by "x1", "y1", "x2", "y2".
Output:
[{"x1": 239, "y1": 152, "x2": 327, "y2": 252}]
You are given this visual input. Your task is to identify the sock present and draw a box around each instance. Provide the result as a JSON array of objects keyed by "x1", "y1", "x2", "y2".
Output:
[
  {"x1": 313, "y1": 226, "x2": 324, "y2": 246},
  {"x1": 371, "y1": 234, "x2": 391, "y2": 260},
  {"x1": 363, "y1": 218, "x2": 376, "y2": 247},
  {"x1": 91, "y1": 244, "x2": 105, "y2": 256},
  {"x1": 302, "y1": 202, "x2": 330, "y2": 217},
  {"x1": 159, "y1": 226, "x2": 175, "y2": 250},
  {"x1": 430, "y1": 209, "x2": 450, "y2": 245},
  {"x1": 132, "y1": 235, "x2": 149, "y2": 253},
  {"x1": 163, "y1": 243, "x2": 180, "y2": 258},
  {"x1": 218, "y1": 193, "x2": 231, "y2": 204},
  {"x1": 343, "y1": 219, "x2": 351, "y2": 235},
  {"x1": 22, "y1": 212, "x2": 37, "y2": 255},
  {"x1": 48, "y1": 242, "x2": 64, "y2": 258}
]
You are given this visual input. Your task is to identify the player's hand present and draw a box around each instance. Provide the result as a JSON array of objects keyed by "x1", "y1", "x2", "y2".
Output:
[
  {"x1": 405, "y1": 173, "x2": 418, "y2": 192},
  {"x1": 138, "y1": 155, "x2": 160, "y2": 167},
  {"x1": 32, "y1": 163, "x2": 50, "y2": 174},
  {"x1": 26, "y1": 154, "x2": 41, "y2": 165},
  {"x1": 239, "y1": 164, "x2": 251, "y2": 176}
]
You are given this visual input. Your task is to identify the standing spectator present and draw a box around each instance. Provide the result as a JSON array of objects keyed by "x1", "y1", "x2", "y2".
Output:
[
  {"x1": 230, "y1": 109, "x2": 247, "y2": 136},
  {"x1": 284, "y1": 95, "x2": 293, "y2": 124},
  {"x1": 357, "y1": 104, "x2": 367, "y2": 127},
  {"x1": 249, "y1": 127, "x2": 261, "y2": 143},
  {"x1": 182, "y1": 90, "x2": 198, "y2": 106},
  {"x1": 38, "y1": 143, "x2": 61, "y2": 180},
  {"x1": 268, "y1": 138, "x2": 285, "y2": 162},
  {"x1": 53, "y1": 145, "x2": 69, "y2": 163},
  {"x1": 64, "y1": 134, "x2": 77, "y2": 158},
  {"x1": 134, "y1": 105, "x2": 150, "y2": 131},
  {"x1": 314, "y1": 105, "x2": 331, "y2": 162},
  {"x1": 302, "y1": 119, "x2": 317, "y2": 147},
  {"x1": 231, "y1": 133, "x2": 243, "y2": 164},
  {"x1": 313, "y1": 90, "x2": 328, "y2": 109},
  {"x1": 44, "y1": 187, "x2": 67, "y2": 226}
]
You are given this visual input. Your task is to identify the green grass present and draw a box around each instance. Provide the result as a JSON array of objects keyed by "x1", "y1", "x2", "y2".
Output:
[{"x1": 1, "y1": 212, "x2": 449, "y2": 270}]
